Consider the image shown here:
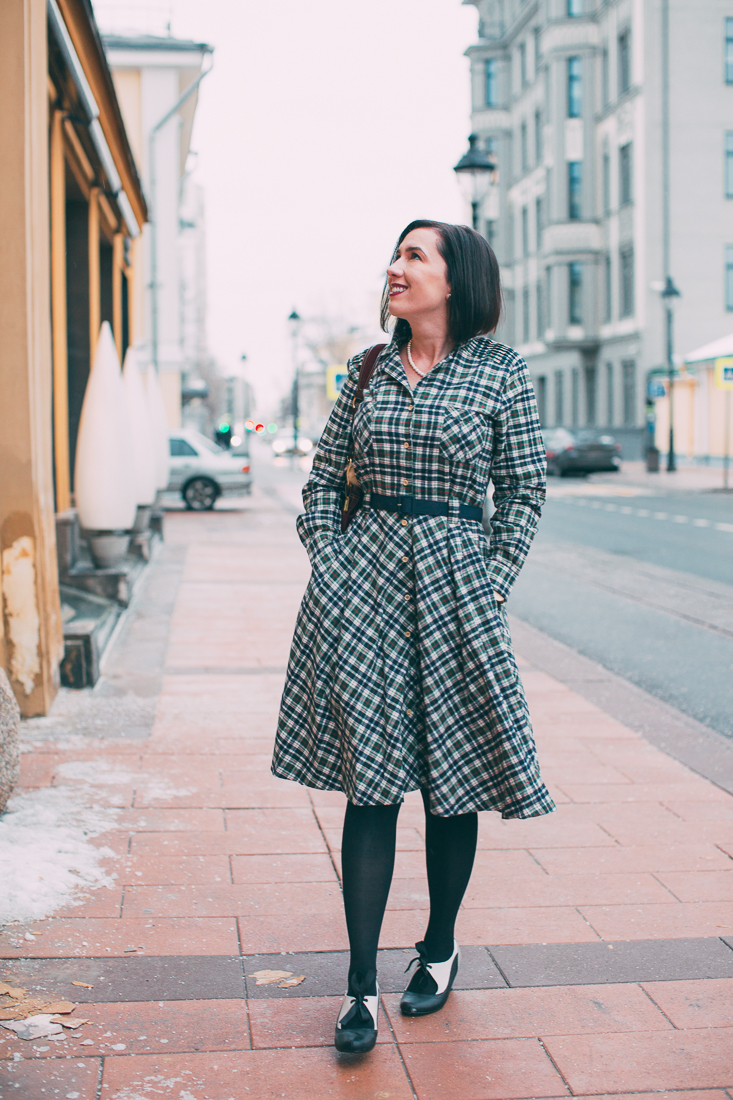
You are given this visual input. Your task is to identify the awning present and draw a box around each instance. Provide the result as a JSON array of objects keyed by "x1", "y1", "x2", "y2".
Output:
[{"x1": 685, "y1": 332, "x2": 733, "y2": 364}]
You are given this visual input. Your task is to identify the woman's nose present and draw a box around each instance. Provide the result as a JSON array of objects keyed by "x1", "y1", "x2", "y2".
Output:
[{"x1": 387, "y1": 262, "x2": 403, "y2": 277}]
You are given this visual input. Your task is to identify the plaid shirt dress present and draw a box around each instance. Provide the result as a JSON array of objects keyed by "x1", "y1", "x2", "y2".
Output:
[{"x1": 272, "y1": 336, "x2": 555, "y2": 819}]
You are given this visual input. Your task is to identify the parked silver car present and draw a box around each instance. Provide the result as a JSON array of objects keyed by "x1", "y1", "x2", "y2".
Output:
[{"x1": 167, "y1": 429, "x2": 252, "y2": 510}]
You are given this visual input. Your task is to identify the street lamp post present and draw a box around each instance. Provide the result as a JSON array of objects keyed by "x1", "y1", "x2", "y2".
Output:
[
  {"x1": 288, "y1": 308, "x2": 301, "y2": 454},
  {"x1": 453, "y1": 135, "x2": 496, "y2": 232},
  {"x1": 660, "y1": 276, "x2": 681, "y2": 472}
]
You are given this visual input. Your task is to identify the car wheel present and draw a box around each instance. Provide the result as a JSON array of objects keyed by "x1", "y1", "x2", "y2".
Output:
[
  {"x1": 547, "y1": 461, "x2": 559, "y2": 477},
  {"x1": 183, "y1": 477, "x2": 218, "y2": 511}
]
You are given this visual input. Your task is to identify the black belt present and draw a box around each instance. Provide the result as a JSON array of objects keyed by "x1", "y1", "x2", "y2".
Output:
[{"x1": 370, "y1": 493, "x2": 482, "y2": 521}]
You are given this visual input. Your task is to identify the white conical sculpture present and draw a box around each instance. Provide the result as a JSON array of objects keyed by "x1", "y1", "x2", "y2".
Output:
[
  {"x1": 74, "y1": 323, "x2": 136, "y2": 566},
  {"x1": 122, "y1": 347, "x2": 157, "y2": 507},
  {"x1": 143, "y1": 363, "x2": 171, "y2": 492}
]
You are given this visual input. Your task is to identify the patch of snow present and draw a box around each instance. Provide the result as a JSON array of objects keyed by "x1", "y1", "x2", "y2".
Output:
[
  {"x1": 55, "y1": 760, "x2": 137, "y2": 786},
  {"x1": 56, "y1": 760, "x2": 194, "y2": 801},
  {"x1": 0, "y1": 787, "x2": 119, "y2": 923}
]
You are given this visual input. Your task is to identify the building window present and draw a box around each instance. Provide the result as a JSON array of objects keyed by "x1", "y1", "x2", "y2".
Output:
[
  {"x1": 522, "y1": 286, "x2": 530, "y2": 342},
  {"x1": 568, "y1": 161, "x2": 583, "y2": 220},
  {"x1": 601, "y1": 46, "x2": 609, "y2": 106},
  {"x1": 726, "y1": 244, "x2": 733, "y2": 309},
  {"x1": 726, "y1": 18, "x2": 733, "y2": 83},
  {"x1": 535, "y1": 196, "x2": 544, "y2": 251},
  {"x1": 519, "y1": 41, "x2": 527, "y2": 87},
  {"x1": 585, "y1": 365, "x2": 597, "y2": 425},
  {"x1": 622, "y1": 359, "x2": 636, "y2": 425},
  {"x1": 521, "y1": 120, "x2": 529, "y2": 172},
  {"x1": 555, "y1": 370, "x2": 565, "y2": 425},
  {"x1": 606, "y1": 362, "x2": 615, "y2": 426},
  {"x1": 536, "y1": 375, "x2": 548, "y2": 425},
  {"x1": 485, "y1": 59, "x2": 498, "y2": 106},
  {"x1": 534, "y1": 109, "x2": 543, "y2": 164},
  {"x1": 619, "y1": 244, "x2": 635, "y2": 317},
  {"x1": 618, "y1": 30, "x2": 631, "y2": 95},
  {"x1": 567, "y1": 57, "x2": 582, "y2": 117},
  {"x1": 568, "y1": 0, "x2": 583, "y2": 16},
  {"x1": 619, "y1": 143, "x2": 633, "y2": 205},
  {"x1": 571, "y1": 368, "x2": 580, "y2": 426},
  {"x1": 603, "y1": 253, "x2": 612, "y2": 322},
  {"x1": 726, "y1": 133, "x2": 733, "y2": 198},
  {"x1": 522, "y1": 206, "x2": 530, "y2": 257},
  {"x1": 603, "y1": 151, "x2": 611, "y2": 214},
  {"x1": 485, "y1": 219, "x2": 498, "y2": 252},
  {"x1": 537, "y1": 280, "x2": 544, "y2": 336},
  {"x1": 534, "y1": 26, "x2": 542, "y2": 75},
  {"x1": 569, "y1": 262, "x2": 583, "y2": 324}
]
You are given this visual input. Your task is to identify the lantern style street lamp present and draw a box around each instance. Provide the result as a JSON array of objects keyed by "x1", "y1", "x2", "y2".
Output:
[
  {"x1": 660, "y1": 276, "x2": 681, "y2": 472},
  {"x1": 288, "y1": 308, "x2": 301, "y2": 453},
  {"x1": 453, "y1": 135, "x2": 496, "y2": 231}
]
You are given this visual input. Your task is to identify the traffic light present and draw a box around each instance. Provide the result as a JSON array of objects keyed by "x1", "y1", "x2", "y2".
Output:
[{"x1": 215, "y1": 421, "x2": 232, "y2": 448}]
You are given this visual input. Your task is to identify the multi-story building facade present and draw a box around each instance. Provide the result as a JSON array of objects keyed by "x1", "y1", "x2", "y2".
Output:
[
  {"x1": 463, "y1": 0, "x2": 733, "y2": 458},
  {"x1": 98, "y1": 30, "x2": 212, "y2": 429}
]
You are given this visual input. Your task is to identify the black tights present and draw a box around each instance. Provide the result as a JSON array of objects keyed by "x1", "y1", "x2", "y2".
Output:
[{"x1": 340, "y1": 791, "x2": 478, "y2": 993}]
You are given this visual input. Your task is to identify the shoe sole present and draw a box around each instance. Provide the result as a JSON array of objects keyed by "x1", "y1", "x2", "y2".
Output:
[{"x1": 334, "y1": 1028, "x2": 377, "y2": 1053}]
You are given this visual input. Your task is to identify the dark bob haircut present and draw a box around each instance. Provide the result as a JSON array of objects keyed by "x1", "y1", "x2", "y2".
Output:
[{"x1": 379, "y1": 219, "x2": 502, "y2": 347}]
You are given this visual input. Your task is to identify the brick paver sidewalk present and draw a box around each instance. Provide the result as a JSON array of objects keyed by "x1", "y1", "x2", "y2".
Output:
[{"x1": 2, "y1": 486, "x2": 732, "y2": 1099}]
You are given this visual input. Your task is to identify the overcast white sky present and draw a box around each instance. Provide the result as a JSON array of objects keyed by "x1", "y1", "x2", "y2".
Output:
[{"x1": 96, "y1": 0, "x2": 479, "y2": 416}]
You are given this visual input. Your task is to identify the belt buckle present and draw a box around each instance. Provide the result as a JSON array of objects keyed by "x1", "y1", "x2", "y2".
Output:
[{"x1": 399, "y1": 496, "x2": 414, "y2": 515}]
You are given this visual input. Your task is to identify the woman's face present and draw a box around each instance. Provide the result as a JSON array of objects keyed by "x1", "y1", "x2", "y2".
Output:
[{"x1": 386, "y1": 228, "x2": 451, "y2": 326}]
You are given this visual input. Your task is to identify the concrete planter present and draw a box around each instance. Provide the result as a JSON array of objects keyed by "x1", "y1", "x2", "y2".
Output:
[
  {"x1": 123, "y1": 348, "x2": 157, "y2": 508},
  {"x1": 74, "y1": 323, "x2": 137, "y2": 532},
  {"x1": 0, "y1": 668, "x2": 21, "y2": 814},
  {"x1": 144, "y1": 366, "x2": 171, "y2": 492},
  {"x1": 131, "y1": 504, "x2": 153, "y2": 534},
  {"x1": 86, "y1": 531, "x2": 131, "y2": 569}
]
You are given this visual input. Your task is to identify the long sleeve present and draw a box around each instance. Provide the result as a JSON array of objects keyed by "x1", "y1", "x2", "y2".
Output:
[
  {"x1": 486, "y1": 354, "x2": 546, "y2": 601},
  {"x1": 295, "y1": 355, "x2": 363, "y2": 562}
]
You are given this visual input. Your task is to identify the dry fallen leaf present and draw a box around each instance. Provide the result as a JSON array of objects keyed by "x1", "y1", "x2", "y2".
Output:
[
  {"x1": 250, "y1": 969, "x2": 293, "y2": 986},
  {"x1": 53, "y1": 1017, "x2": 88, "y2": 1029},
  {"x1": 71, "y1": 981, "x2": 93, "y2": 989},
  {"x1": 2, "y1": 988, "x2": 26, "y2": 1000},
  {"x1": 43, "y1": 1002, "x2": 74, "y2": 1015},
  {"x1": 278, "y1": 975, "x2": 305, "y2": 988}
]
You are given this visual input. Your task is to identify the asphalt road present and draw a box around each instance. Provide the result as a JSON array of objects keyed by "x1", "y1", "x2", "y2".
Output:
[
  {"x1": 255, "y1": 446, "x2": 733, "y2": 738},
  {"x1": 509, "y1": 481, "x2": 733, "y2": 738}
]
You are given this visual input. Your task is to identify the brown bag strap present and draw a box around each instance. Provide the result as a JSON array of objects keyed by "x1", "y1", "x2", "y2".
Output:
[{"x1": 352, "y1": 344, "x2": 387, "y2": 410}]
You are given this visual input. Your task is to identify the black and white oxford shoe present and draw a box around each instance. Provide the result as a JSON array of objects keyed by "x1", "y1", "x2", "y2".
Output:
[
  {"x1": 334, "y1": 977, "x2": 379, "y2": 1053},
  {"x1": 400, "y1": 939, "x2": 461, "y2": 1017}
]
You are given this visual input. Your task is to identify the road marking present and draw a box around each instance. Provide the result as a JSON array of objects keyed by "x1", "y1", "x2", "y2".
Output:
[{"x1": 555, "y1": 498, "x2": 732, "y2": 534}]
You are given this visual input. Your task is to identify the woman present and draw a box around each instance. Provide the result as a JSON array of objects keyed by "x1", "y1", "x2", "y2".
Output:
[{"x1": 272, "y1": 219, "x2": 554, "y2": 1053}]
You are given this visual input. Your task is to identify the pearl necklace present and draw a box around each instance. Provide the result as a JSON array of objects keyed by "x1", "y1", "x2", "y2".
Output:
[{"x1": 406, "y1": 340, "x2": 428, "y2": 378}]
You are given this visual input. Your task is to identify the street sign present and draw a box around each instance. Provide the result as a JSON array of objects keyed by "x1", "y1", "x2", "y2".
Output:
[
  {"x1": 648, "y1": 380, "x2": 666, "y2": 398},
  {"x1": 326, "y1": 365, "x2": 348, "y2": 401},
  {"x1": 714, "y1": 357, "x2": 733, "y2": 389}
]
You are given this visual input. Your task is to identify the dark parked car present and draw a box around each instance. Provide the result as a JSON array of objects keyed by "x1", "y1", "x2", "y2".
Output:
[{"x1": 543, "y1": 428, "x2": 621, "y2": 476}]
